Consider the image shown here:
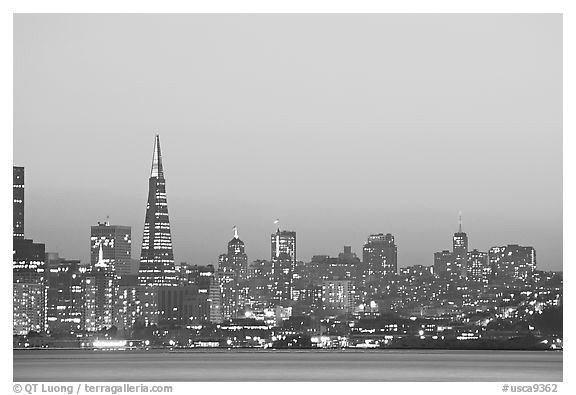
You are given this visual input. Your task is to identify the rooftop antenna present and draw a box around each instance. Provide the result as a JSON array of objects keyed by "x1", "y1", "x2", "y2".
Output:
[
  {"x1": 233, "y1": 225, "x2": 238, "y2": 239},
  {"x1": 105, "y1": 215, "x2": 110, "y2": 226},
  {"x1": 458, "y1": 211, "x2": 463, "y2": 232}
]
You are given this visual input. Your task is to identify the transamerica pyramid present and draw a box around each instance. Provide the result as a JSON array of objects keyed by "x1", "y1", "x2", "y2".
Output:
[{"x1": 138, "y1": 135, "x2": 178, "y2": 287}]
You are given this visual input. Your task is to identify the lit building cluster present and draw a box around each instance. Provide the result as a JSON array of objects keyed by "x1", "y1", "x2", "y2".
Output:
[{"x1": 13, "y1": 136, "x2": 562, "y2": 350}]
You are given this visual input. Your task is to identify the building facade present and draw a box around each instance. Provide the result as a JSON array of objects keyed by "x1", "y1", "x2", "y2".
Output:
[
  {"x1": 13, "y1": 166, "x2": 24, "y2": 239},
  {"x1": 362, "y1": 233, "x2": 398, "y2": 279},
  {"x1": 322, "y1": 279, "x2": 355, "y2": 315},
  {"x1": 45, "y1": 253, "x2": 85, "y2": 335},
  {"x1": 467, "y1": 249, "x2": 490, "y2": 284},
  {"x1": 218, "y1": 227, "x2": 249, "y2": 320},
  {"x1": 13, "y1": 238, "x2": 46, "y2": 335},
  {"x1": 271, "y1": 228, "x2": 297, "y2": 303},
  {"x1": 489, "y1": 245, "x2": 537, "y2": 284},
  {"x1": 84, "y1": 244, "x2": 116, "y2": 332},
  {"x1": 91, "y1": 221, "x2": 133, "y2": 276},
  {"x1": 452, "y1": 216, "x2": 469, "y2": 279}
]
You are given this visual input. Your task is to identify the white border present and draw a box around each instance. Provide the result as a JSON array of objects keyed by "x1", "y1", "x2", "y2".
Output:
[{"x1": 2, "y1": 1, "x2": 572, "y2": 394}]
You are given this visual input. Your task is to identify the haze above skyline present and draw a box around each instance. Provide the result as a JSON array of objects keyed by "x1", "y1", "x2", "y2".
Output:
[{"x1": 13, "y1": 14, "x2": 562, "y2": 270}]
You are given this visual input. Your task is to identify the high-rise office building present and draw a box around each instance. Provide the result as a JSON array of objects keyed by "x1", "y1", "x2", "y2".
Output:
[
  {"x1": 362, "y1": 233, "x2": 398, "y2": 279},
  {"x1": 271, "y1": 228, "x2": 296, "y2": 263},
  {"x1": 271, "y1": 252, "x2": 293, "y2": 304},
  {"x1": 433, "y1": 249, "x2": 458, "y2": 281},
  {"x1": 208, "y1": 275, "x2": 224, "y2": 324},
  {"x1": 13, "y1": 166, "x2": 24, "y2": 239},
  {"x1": 453, "y1": 214, "x2": 469, "y2": 279},
  {"x1": 13, "y1": 166, "x2": 48, "y2": 335},
  {"x1": 91, "y1": 220, "x2": 133, "y2": 276},
  {"x1": 139, "y1": 135, "x2": 177, "y2": 287},
  {"x1": 45, "y1": 253, "x2": 85, "y2": 335},
  {"x1": 227, "y1": 227, "x2": 248, "y2": 279},
  {"x1": 271, "y1": 227, "x2": 296, "y2": 303},
  {"x1": 489, "y1": 245, "x2": 536, "y2": 284},
  {"x1": 84, "y1": 243, "x2": 116, "y2": 332},
  {"x1": 13, "y1": 238, "x2": 46, "y2": 335},
  {"x1": 218, "y1": 227, "x2": 249, "y2": 320}
]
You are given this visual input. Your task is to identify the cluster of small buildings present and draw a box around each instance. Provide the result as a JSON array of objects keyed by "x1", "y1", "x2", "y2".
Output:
[{"x1": 13, "y1": 137, "x2": 562, "y2": 349}]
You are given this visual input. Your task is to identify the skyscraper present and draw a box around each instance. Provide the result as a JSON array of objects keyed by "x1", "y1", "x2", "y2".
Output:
[
  {"x1": 138, "y1": 135, "x2": 177, "y2": 287},
  {"x1": 91, "y1": 220, "x2": 133, "y2": 276},
  {"x1": 13, "y1": 166, "x2": 24, "y2": 239},
  {"x1": 208, "y1": 275, "x2": 224, "y2": 324},
  {"x1": 362, "y1": 233, "x2": 398, "y2": 279},
  {"x1": 13, "y1": 238, "x2": 46, "y2": 335},
  {"x1": 433, "y1": 250, "x2": 457, "y2": 280},
  {"x1": 453, "y1": 213, "x2": 469, "y2": 279},
  {"x1": 45, "y1": 253, "x2": 85, "y2": 336},
  {"x1": 218, "y1": 227, "x2": 248, "y2": 319},
  {"x1": 271, "y1": 227, "x2": 296, "y2": 303},
  {"x1": 13, "y1": 166, "x2": 47, "y2": 335},
  {"x1": 227, "y1": 227, "x2": 248, "y2": 280},
  {"x1": 271, "y1": 228, "x2": 296, "y2": 263},
  {"x1": 84, "y1": 243, "x2": 116, "y2": 332}
]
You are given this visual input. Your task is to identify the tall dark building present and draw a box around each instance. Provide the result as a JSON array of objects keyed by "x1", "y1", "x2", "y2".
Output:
[
  {"x1": 45, "y1": 253, "x2": 85, "y2": 335},
  {"x1": 138, "y1": 135, "x2": 177, "y2": 287},
  {"x1": 271, "y1": 227, "x2": 296, "y2": 303},
  {"x1": 13, "y1": 166, "x2": 24, "y2": 239},
  {"x1": 271, "y1": 228, "x2": 296, "y2": 263},
  {"x1": 13, "y1": 238, "x2": 46, "y2": 335},
  {"x1": 362, "y1": 233, "x2": 398, "y2": 279},
  {"x1": 227, "y1": 227, "x2": 248, "y2": 279},
  {"x1": 91, "y1": 220, "x2": 133, "y2": 276},
  {"x1": 219, "y1": 227, "x2": 249, "y2": 319},
  {"x1": 433, "y1": 250, "x2": 457, "y2": 280},
  {"x1": 489, "y1": 245, "x2": 536, "y2": 284},
  {"x1": 84, "y1": 243, "x2": 116, "y2": 332},
  {"x1": 452, "y1": 213, "x2": 469, "y2": 279}
]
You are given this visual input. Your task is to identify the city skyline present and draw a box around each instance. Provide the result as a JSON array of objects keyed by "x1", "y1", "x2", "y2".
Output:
[
  {"x1": 13, "y1": 14, "x2": 562, "y2": 270},
  {"x1": 12, "y1": 145, "x2": 559, "y2": 272}
]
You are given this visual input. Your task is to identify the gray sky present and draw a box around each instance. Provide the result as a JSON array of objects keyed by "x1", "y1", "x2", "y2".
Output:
[{"x1": 13, "y1": 14, "x2": 562, "y2": 270}]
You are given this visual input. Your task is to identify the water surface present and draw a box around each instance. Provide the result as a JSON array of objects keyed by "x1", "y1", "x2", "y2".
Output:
[{"x1": 13, "y1": 349, "x2": 562, "y2": 382}]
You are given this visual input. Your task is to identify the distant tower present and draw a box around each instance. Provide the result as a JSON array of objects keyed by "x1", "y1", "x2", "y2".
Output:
[
  {"x1": 452, "y1": 212, "x2": 469, "y2": 279},
  {"x1": 270, "y1": 223, "x2": 296, "y2": 303},
  {"x1": 228, "y1": 226, "x2": 248, "y2": 278},
  {"x1": 13, "y1": 166, "x2": 24, "y2": 238},
  {"x1": 218, "y1": 227, "x2": 248, "y2": 320},
  {"x1": 139, "y1": 135, "x2": 177, "y2": 287},
  {"x1": 271, "y1": 227, "x2": 296, "y2": 263},
  {"x1": 208, "y1": 275, "x2": 224, "y2": 324}
]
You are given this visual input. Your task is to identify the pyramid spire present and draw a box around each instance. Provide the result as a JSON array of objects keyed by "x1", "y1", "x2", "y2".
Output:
[
  {"x1": 139, "y1": 134, "x2": 176, "y2": 287},
  {"x1": 150, "y1": 134, "x2": 164, "y2": 178}
]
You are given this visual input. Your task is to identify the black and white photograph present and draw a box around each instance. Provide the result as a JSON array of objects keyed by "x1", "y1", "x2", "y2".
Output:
[{"x1": 6, "y1": 4, "x2": 571, "y2": 392}]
